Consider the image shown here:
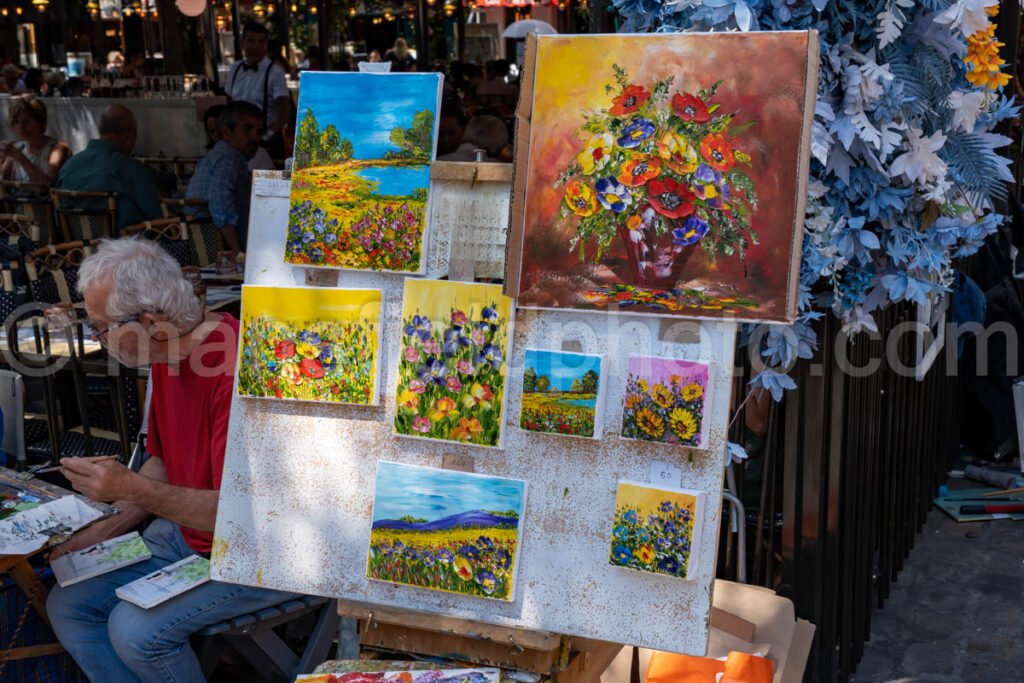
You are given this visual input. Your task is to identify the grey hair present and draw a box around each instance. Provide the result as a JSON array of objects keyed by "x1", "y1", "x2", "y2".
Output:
[{"x1": 78, "y1": 237, "x2": 203, "y2": 329}]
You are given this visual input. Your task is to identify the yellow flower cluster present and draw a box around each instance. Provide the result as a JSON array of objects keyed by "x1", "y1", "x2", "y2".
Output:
[{"x1": 965, "y1": 11, "x2": 1012, "y2": 91}]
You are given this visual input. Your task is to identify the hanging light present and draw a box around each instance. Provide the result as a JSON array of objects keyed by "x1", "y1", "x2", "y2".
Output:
[
  {"x1": 0, "y1": 8, "x2": 7, "y2": 15},
  {"x1": 348, "y1": 5, "x2": 355, "y2": 15},
  {"x1": 86, "y1": 0, "x2": 99, "y2": 16},
  {"x1": 32, "y1": 0, "x2": 49, "y2": 11},
  {"x1": 442, "y1": 1, "x2": 453, "y2": 14},
  {"x1": 15, "y1": 6, "x2": 22, "y2": 13},
  {"x1": 253, "y1": 0, "x2": 265, "y2": 14},
  {"x1": 266, "y1": 1, "x2": 275, "y2": 12},
  {"x1": 290, "y1": 2, "x2": 296, "y2": 11},
  {"x1": 309, "y1": 3, "x2": 316, "y2": 12}
]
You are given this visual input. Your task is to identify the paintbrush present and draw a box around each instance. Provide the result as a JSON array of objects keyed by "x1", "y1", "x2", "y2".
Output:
[
  {"x1": 982, "y1": 486, "x2": 1024, "y2": 497},
  {"x1": 32, "y1": 456, "x2": 120, "y2": 475}
]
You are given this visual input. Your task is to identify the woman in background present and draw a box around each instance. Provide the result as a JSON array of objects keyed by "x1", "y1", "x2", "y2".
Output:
[{"x1": 0, "y1": 96, "x2": 71, "y2": 184}]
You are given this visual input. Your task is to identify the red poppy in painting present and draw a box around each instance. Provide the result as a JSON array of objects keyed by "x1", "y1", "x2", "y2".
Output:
[
  {"x1": 274, "y1": 340, "x2": 296, "y2": 360},
  {"x1": 618, "y1": 156, "x2": 662, "y2": 187},
  {"x1": 609, "y1": 85, "x2": 650, "y2": 116},
  {"x1": 671, "y1": 93, "x2": 711, "y2": 122},
  {"x1": 300, "y1": 357, "x2": 325, "y2": 379},
  {"x1": 647, "y1": 178, "x2": 695, "y2": 219},
  {"x1": 699, "y1": 133, "x2": 736, "y2": 172}
]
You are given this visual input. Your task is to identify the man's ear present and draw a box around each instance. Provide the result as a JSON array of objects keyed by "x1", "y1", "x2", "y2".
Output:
[{"x1": 140, "y1": 311, "x2": 170, "y2": 341}]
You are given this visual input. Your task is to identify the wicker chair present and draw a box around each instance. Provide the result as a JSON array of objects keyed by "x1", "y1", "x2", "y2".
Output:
[
  {"x1": 0, "y1": 180, "x2": 57, "y2": 245},
  {"x1": 123, "y1": 217, "x2": 198, "y2": 267},
  {"x1": 160, "y1": 198, "x2": 223, "y2": 267},
  {"x1": 24, "y1": 241, "x2": 96, "y2": 305},
  {"x1": 0, "y1": 213, "x2": 43, "y2": 252},
  {"x1": 51, "y1": 188, "x2": 118, "y2": 242}
]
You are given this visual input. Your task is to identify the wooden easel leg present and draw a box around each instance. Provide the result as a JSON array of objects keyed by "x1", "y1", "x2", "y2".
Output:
[{"x1": 9, "y1": 560, "x2": 51, "y2": 627}]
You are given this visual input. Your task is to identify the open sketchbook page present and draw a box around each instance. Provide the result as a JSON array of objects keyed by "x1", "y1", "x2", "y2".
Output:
[
  {"x1": 52, "y1": 532, "x2": 152, "y2": 587},
  {"x1": 0, "y1": 495, "x2": 104, "y2": 555},
  {"x1": 115, "y1": 555, "x2": 211, "y2": 609}
]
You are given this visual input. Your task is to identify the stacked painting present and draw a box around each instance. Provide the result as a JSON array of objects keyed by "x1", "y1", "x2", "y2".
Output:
[
  {"x1": 286, "y1": 72, "x2": 443, "y2": 273},
  {"x1": 367, "y1": 462, "x2": 527, "y2": 602},
  {"x1": 237, "y1": 286, "x2": 383, "y2": 405}
]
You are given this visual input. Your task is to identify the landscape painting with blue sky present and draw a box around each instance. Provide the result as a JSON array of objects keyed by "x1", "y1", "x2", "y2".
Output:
[
  {"x1": 367, "y1": 462, "x2": 527, "y2": 601},
  {"x1": 287, "y1": 72, "x2": 442, "y2": 273},
  {"x1": 520, "y1": 349, "x2": 604, "y2": 439}
]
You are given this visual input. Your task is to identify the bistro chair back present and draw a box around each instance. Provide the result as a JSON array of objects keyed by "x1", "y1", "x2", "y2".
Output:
[
  {"x1": 160, "y1": 198, "x2": 223, "y2": 267},
  {"x1": 25, "y1": 241, "x2": 95, "y2": 306},
  {"x1": 0, "y1": 213, "x2": 42, "y2": 251},
  {"x1": 0, "y1": 180, "x2": 57, "y2": 245},
  {"x1": 51, "y1": 188, "x2": 118, "y2": 242},
  {"x1": 123, "y1": 217, "x2": 197, "y2": 267}
]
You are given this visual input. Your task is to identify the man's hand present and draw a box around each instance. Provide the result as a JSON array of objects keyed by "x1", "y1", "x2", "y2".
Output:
[{"x1": 60, "y1": 457, "x2": 136, "y2": 503}]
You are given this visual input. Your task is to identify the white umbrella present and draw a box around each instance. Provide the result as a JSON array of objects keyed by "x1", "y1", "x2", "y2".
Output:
[{"x1": 502, "y1": 19, "x2": 558, "y2": 39}]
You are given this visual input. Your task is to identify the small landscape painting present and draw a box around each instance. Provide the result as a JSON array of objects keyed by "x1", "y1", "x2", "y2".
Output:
[
  {"x1": 508, "y1": 33, "x2": 816, "y2": 321},
  {"x1": 367, "y1": 462, "x2": 527, "y2": 602},
  {"x1": 519, "y1": 349, "x2": 604, "y2": 439},
  {"x1": 296, "y1": 669, "x2": 501, "y2": 683},
  {"x1": 286, "y1": 72, "x2": 442, "y2": 273},
  {"x1": 620, "y1": 356, "x2": 712, "y2": 449},
  {"x1": 237, "y1": 285, "x2": 382, "y2": 405},
  {"x1": 393, "y1": 279, "x2": 513, "y2": 448},
  {"x1": 609, "y1": 480, "x2": 705, "y2": 581}
]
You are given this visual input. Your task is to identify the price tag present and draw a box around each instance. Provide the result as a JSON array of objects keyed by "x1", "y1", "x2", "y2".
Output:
[
  {"x1": 253, "y1": 176, "x2": 290, "y2": 197},
  {"x1": 649, "y1": 461, "x2": 682, "y2": 488}
]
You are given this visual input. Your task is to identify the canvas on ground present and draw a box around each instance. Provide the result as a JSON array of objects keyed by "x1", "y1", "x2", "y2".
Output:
[
  {"x1": 237, "y1": 285, "x2": 383, "y2": 405},
  {"x1": 506, "y1": 32, "x2": 818, "y2": 322},
  {"x1": 367, "y1": 462, "x2": 527, "y2": 602},
  {"x1": 620, "y1": 356, "x2": 712, "y2": 449},
  {"x1": 519, "y1": 349, "x2": 604, "y2": 439},
  {"x1": 393, "y1": 279, "x2": 513, "y2": 448},
  {"x1": 297, "y1": 669, "x2": 501, "y2": 683},
  {"x1": 609, "y1": 480, "x2": 706, "y2": 581},
  {"x1": 287, "y1": 72, "x2": 443, "y2": 273}
]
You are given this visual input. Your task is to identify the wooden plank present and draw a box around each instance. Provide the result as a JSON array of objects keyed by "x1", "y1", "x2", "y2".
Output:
[
  {"x1": 431, "y1": 162, "x2": 513, "y2": 183},
  {"x1": 359, "y1": 621, "x2": 560, "y2": 673},
  {"x1": 2, "y1": 642, "x2": 65, "y2": 661},
  {"x1": 338, "y1": 600, "x2": 561, "y2": 652},
  {"x1": 9, "y1": 559, "x2": 52, "y2": 626},
  {"x1": 554, "y1": 642, "x2": 623, "y2": 683}
]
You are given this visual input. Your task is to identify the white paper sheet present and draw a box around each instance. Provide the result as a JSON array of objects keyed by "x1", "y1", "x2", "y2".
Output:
[{"x1": 0, "y1": 495, "x2": 103, "y2": 555}]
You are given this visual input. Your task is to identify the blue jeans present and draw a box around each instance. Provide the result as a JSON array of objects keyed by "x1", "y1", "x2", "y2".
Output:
[{"x1": 47, "y1": 518, "x2": 298, "y2": 683}]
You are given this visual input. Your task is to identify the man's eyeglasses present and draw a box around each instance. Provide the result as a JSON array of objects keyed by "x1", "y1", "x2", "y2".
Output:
[{"x1": 86, "y1": 314, "x2": 141, "y2": 343}]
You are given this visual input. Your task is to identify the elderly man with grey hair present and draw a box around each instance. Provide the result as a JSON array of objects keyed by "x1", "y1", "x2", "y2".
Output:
[{"x1": 46, "y1": 238, "x2": 295, "y2": 682}]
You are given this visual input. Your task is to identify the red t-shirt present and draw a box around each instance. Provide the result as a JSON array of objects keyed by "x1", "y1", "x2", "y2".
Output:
[{"x1": 146, "y1": 314, "x2": 238, "y2": 554}]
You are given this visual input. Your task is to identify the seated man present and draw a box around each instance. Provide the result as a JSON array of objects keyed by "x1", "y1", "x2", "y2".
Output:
[
  {"x1": 56, "y1": 105, "x2": 162, "y2": 232},
  {"x1": 186, "y1": 101, "x2": 263, "y2": 254},
  {"x1": 47, "y1": 237, "x2": 296, "y2": 682}
]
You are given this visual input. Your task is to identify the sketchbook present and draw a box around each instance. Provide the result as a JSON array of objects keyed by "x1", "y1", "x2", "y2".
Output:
[
  {"x1": 52, "y1": 532, "x2": 152, "y2": 587},
  {"x1": 115, "y1": 554, "x2": 210, "y2": 609}
]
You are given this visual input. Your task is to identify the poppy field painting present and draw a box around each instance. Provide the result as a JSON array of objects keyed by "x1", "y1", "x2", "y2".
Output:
[
  {"x1": 297, "y1": 669, "x2": 501, "y2": 683},
  {"x1": 506, "y1": 33, "x2": 817, "y2": 322},
  {"x1": 519, "y1": 349, "x2": 605, "y2": 439},
  {"x1": 237, "y1": 286, "x2": 382, "y2": 405},
  {"x1": 367, "y1": 462, "x2": 527, "y2": 602},
  {"x1": 609, "y1": 481, "x2": 706, "y2": 581},
  {"x1": 286, "y1": 72, "x2": 442, "y2": 273},
  {"x1": 393, "y1": 279, "x2": 513, "y2": 448},
  {"x1": 620, "y1": 356, "x2": 712, "y2": 449}
]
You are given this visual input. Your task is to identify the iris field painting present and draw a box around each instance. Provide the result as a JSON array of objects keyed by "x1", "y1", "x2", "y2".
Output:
[
  {"x1": 393, "y1": 279, "x2": 513, "y2": 448},
  {"x1": 609, "y1": 480, "x2": 705, "y2": 581},
  {"x1": 287, "y1": 72, "x2": 442, "y2": 273},
  {"x1": 367, "y1": 462, "x2": 527, "y2": 602},
  {"x1": 519, "y1": 349, "x2": 604, "y2": 439},
  {"x1": 507, "y1": 33, "x2": 815, "y2": 322},
  {"x1": 237, "y1": 286, "x2": 382, "y2": 405},
  {"x1": 620, "y1": 355, "x2": 712, "y2": 449}
]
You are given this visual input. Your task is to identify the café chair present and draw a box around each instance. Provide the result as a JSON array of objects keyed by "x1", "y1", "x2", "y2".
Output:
[
  {"x1": 0, "y1": 179, "x2": 57, "y2": 245},
  {"x1": 0, "y1": 213, "x2": 43, "y2": 251},
  {"x1": 123, "y1": 217, "x2": 198, "y2": 267},
  {"x1": 159, "y1": 198, "x2": 223, "y2": 267},
  {"x1": 24, "y1": 241, "x2": 95, "y2": 306},
  {"x1": 50, "y1": 188, "x2": 118, "y2": 242}
]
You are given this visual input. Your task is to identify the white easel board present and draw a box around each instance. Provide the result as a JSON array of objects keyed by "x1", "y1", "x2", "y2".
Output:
[{"x1": 212, "y1": 170, "x2": 737, "y2": 656}]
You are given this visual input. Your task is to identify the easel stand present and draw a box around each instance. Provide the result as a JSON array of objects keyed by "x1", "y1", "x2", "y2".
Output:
[{"x1": 334, "y1": 600, "x2": 622, "y2": 683}]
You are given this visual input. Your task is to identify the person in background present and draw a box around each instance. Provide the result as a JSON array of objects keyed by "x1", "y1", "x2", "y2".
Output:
[
  {"x1": 385, "y1": 38, "x2": 416, "y2": 72},
  {"x1": 2, "y1": 64, "x2": 26, "y2": 94},
  {"x1": 225, "y1": 21, "x2": 290, "y2": 159},
  {"x1": 203, "y1": 104, "x2": 274, "y2": 171},
  {"x1": 106, "y1": 50, "x2": 125, "y2": 71},
  {"x1": 463, "y1": 115, "x2": 510, "y2": 162},
  {"x1": 47, "y1": 237, "x2": 298, "y2": 683},
  {"x1": 56, "y1": 105, "x2": 162, "y2": 231},
  {"x1": 124, "y1": 48, "x2": 147, "y2": 84},
  {"x1": 436, "y1": 104, "x2": 470, "y2": 160},
  {"x1": 302, "y1": 45, "x2": 323, "y2": 71},
  {"x1": 476, "y1": 59, "x2": 517, "y2": 99},
  {"x1": 186, "y1": 101, "x2": 263, "y2": 255},
  {"x1": 22, "y1": 68, "x2": 43, "y2": 95},
  {"x1": 0, "y1": 96, "x2": 71, "y2": 184},
  {"x1": 368, "y1": 49, "x2": 382, "y2": 63}
]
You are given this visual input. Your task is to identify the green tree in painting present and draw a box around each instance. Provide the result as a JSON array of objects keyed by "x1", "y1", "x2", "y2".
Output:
[
  {"x1": 581, "y1": 369, "x2": 599, "y2": 394},
  {"x1": 387, "y1": 110, "x2": 435, "y2": 161},
  {"x1": 570, "y1": 378, "x2": 583, "y2": 393},
  {"x1": 536, "y1": 375, "x2": 551, "y2": 393},
  {"x1": 523, "y1": 367, "x2": 538, "y2": 393},
  {"x1": 295, "y1": 109, "x2": 355, "y2": 167},
  {"x1": 338, "y1": 138, "x2": 354, "y2": 161}
]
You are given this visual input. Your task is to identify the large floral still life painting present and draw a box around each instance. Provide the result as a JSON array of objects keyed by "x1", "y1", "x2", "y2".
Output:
[
  {"x1": 393, "y1": 279, "x2": 514, "y2": 448},
  {"x1": 506, "y1": 33, "x2": 817, "y2": 322}
]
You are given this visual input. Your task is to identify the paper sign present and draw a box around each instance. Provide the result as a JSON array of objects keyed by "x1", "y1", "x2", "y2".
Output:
[
  {"x1": 649, "y1": 461, "x2": 682, "y2": 488},
  {"x1": 253, "y1": 176, "x2": 290, "y2": 198}
]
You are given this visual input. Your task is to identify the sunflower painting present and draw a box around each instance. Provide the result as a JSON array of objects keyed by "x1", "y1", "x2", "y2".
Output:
[
  {"x1": 620, "y1": 356, "x2": 712, "y2": 449},
  {"x1": 609, "y1": 480, "x2": 706, "y2": 581}
]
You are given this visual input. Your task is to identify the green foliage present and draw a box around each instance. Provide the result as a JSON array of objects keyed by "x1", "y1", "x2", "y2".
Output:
[
  {"x1": 523, "y1": 367, "x2": 538, "y2": 393},
  {"x1": 536, "y1": 375, "x2": 551, "y2": 393},
  {"x1": 294, "y1": 109, "x2": 354, "y2": 168},
  {"x1": 387, "y1": 110, "x2": 435, "y2": 161},
  {"x1": 581, "y1": 369, "x2": 599, "y2": 394},
  {"x1": 398, "y1": 515, "x2": 428, "y2": 524}
]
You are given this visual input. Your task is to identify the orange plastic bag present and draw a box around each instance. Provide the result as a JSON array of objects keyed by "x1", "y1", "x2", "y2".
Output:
[{"x1": 646, "y1": 650, "x2": 773, "y2": 683}]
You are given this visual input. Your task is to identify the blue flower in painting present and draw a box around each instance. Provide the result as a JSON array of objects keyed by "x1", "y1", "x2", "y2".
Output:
[
  {"x1": 421, "y1": 550, "x2": 435, "y2": 567},
  {"x1": 330, "y1": 218, "x2": 339, "y2": 228},
  {"x1": 655, "y1": 537, "x2": 671, "y2": 551},
  {"x1": 475, "y1": 344, "x2": 503, "y2": 370},
  {"x1": 617, "y1": 117, "x2": 655, "y2": 148},
  {"x1": 648, "y1": 513, "x2": 660, "y2": 526},
  {"x1": 312, "y1": 207, "x2": 325, "y2": 222},
  {"x1": 611, "y1": 544, "x2": 632, "y2": 564},
  {"x1": 613, "y1": 524, "x2": 629, "y2": 540},
  {"x1": 623, "y1": 509, "x2": 638, "y2": 525},
  {"x1": 672, "y1": 216, "x2": 709, "y2": 247},
  {"x1": 477, "y1": 536, "x2": 495, "y2": 550},
  {"x1": 657, "y1": 556, "x2": 680, "y2": 574},
  {"x1": 475, "y1": 570, "x2": 498, "y2": 595},
  {"x1": 636, "y1": 527, "x2": 651, "y2": 543},
  {"x1": 267, "y1": 359, "x2": 278, "y2": 373},
  {"x1": 303, "y1": 231, "x2": 315, "y2": 243},
  {"x1": 693, "y1": 163, "x2": 719, "y2": 185},
  {"x1": 481, "y1": 306, "x2": 499, "y2": 324},
  {"x1": 404, "y1": 315, "x2": 432, "y2": 341},
  {"x1": 443, "y1": 327, "x2": 471, "y2": 357},
  {"x1": 417, "y1": 357, "x2": 448, "y2": 385},
  {"x1": 298, "y1": 330, "x2": 321, "y2": 345},
  {"x1": 659, "y1": 501, "x2": 675, "y2": 513},
  {"x1": 663, "y1": 520, "x2": 678, "y2": 536},
  {"x1": 437, "y1": 548, "x2": 454, "y2": 564},
  {"x1": 679, "y1": 509, "x2": 691, "y2": 522},
  {"x1": 286, "y1": 240, "x2": 302, "y2": 254},
  {"x1": 308, "y1": 247, "x2": 323, "y2": 262},
  {"x1": 324, "y1": 233, "x2": 338, "y2": 246},
  {"x1": 319, "y1": 346, "x2": 336, "y2": 371},
  {"x1": 494, "y1": 549, "x2": 512, "y2": 569},
  {"x1": 313, "y1": 217, "x2": 327, "y2": 234},
  {"x1": 376, "y1": 543, "x2": 391, "y2": 557},
  {"x1": 405, "y1": 548, "x2": 419, "y2": 561},
  {"x1": 458, "y1": 544, "x2": 480, "y2": 561},
  {"x1": 595, "y1": 177, "x2": 632, "y2": 213}
]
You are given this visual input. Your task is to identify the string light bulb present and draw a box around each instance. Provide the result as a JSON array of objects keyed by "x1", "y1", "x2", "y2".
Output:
[{"x1": 32, "y1": 0, "x2": 49, "y2": 10}]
